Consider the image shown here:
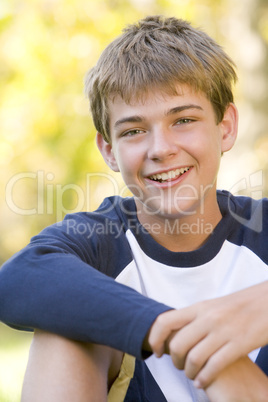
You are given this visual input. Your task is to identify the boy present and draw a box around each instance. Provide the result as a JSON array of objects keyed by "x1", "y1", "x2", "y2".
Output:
[{"x1": 0, "y1": 15, "x2": 268, "y2": 401}]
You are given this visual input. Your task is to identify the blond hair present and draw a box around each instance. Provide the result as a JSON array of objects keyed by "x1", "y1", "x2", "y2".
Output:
[{"x1": 85, "y1": 15, "x2": 237, "y2": 143}]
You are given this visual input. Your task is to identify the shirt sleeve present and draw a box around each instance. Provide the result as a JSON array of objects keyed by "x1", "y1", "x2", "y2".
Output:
[{"x1": 0, "y1": 214, "x2": 171, "y2": 359}]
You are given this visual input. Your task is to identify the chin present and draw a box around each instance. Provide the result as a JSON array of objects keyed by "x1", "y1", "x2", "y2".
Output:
[{"x1": 143, "y1": 201, "x2": 198, "y2": 220}]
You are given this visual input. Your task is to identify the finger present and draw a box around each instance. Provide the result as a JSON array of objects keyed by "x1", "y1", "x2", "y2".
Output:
[
  {"x1": 149, "y1": 324, "x2": 173, "y2": 357},
  {"x1": 184, "y1": 335, "x2": 225, "y2": 380},
  {"x1": 148, "y1": 308, "x2": 196, "y2": 357},
  {"x1": 194, "y1": 341, "x2": 243, "y2": 389},
  {"x1": 167, "y1": 321, "x2": 208, "y2": 370}
]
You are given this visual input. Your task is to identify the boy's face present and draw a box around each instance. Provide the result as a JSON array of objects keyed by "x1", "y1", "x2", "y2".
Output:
[{"x1": 97, "y1": 84, "x2": 237, "y2": 224}]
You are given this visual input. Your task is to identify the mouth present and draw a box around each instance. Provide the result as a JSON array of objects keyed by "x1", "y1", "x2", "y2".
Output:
[{"x1": 148, "y1": 167, "x2": 191, "y2": 183}]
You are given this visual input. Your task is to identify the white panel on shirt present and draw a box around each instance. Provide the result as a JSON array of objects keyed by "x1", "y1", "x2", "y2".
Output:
[{"x1": 115, "y1": 230, "x2": 268, "y2": 402}]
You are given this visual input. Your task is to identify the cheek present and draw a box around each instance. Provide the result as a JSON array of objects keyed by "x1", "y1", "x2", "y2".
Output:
[
  {"x1": 114, "y1": 153, "x2": 137, "y2": 181},
  {"x1": 189, "y1": 137, "x2": 222, "y2": 175},
  {"x1": 192, "y1": 130, "x2": 222, "y2": 157},
  {"x1": 116, "y1": 144, "x2": 142, "y2": 170}
]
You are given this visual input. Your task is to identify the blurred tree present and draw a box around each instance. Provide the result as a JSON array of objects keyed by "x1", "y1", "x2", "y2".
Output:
[
  {"x1": 1, "y1": 0, "x2": 267, "y2": 264},
  {"x1": 0, "y1": 0, "x2": 267, "y2": 399}
]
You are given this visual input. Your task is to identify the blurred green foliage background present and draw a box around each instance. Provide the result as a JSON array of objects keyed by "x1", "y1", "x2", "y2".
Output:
[{"x1": 0, "y1": 0, "x2": 267, "y2": 400}]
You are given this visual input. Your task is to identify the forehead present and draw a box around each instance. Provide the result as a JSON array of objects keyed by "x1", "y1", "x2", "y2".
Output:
[
  {"x1": 109, "y1": 83, "x2": 187, "y2": 108},
  {"x1": 108, "y1": 84, "x2": 211, "y2": 124}
]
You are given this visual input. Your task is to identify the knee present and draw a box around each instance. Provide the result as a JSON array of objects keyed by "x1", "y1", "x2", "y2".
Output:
[
  {"x1": 29, "y1": 329, "x2": 121, "y2": 379},
  {"x1": 22, "y1": 330, "x2": 123, "y2": 401}
]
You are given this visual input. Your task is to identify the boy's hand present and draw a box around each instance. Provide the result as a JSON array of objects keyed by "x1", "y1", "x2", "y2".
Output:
[
  {"x1": 145, "y1": 281, "x2": 268, "y2": 388},
  {"x1": 205, "y1": 356, "x2": 268, "y2": 402}
]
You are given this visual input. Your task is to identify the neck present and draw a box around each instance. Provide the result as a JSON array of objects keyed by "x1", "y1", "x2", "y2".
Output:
[{"x1": 135, "y1": 199, "x2": 222, "y2": 252}]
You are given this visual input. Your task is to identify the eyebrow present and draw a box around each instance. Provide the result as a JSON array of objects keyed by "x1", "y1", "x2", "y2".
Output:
[
  {"x1": 166, "y1": 104, "x2": 204, "y2": 116},
  {"x1": 114, "y1": 115, "x2": 143, "y2": 129},
  {"x1": 113, "y1": 104, "x2": 203, "y2": 129}
]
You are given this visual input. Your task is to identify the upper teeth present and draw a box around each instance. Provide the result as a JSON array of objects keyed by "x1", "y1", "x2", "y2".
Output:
[{"x1": 150, "y1": 167, "x2": 190, "y2": 181}]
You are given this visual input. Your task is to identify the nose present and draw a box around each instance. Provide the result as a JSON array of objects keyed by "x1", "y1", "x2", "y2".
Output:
[{"x1": 147, "y1": 128, "x2": 178, "y2": 161}]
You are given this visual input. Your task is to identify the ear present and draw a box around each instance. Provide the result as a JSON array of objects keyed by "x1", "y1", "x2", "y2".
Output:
[
  {"x1": 96, "y1": 132, "x2": 120, "y2": 172},
  {"x1": 220, "y1": 103, "x2": 239, "y2": 153}
]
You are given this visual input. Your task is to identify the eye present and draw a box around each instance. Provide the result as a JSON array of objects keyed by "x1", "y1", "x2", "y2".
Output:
[
  {"x1": 175, "y1": 118, "x2": 194, "y2": 125},
  {"x1": 122, "y1": 129, "x2": 145, "y2": 137}
]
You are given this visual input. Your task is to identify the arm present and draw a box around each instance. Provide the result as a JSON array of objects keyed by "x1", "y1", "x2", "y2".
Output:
[
  {"x1": 145, "y1": 282, "x2": 268, "y2": 386},
  {"x1": 0, "y1": 215, "x2": 171, "y2": 359},
  {"x1": 205, "y1": 356, "x2": 268, "y2": 402}
]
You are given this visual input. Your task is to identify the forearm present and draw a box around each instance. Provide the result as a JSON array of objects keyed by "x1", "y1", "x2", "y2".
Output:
[
  {"x1": 0, "y1": 249, "x2": 170, "y2": 359},
  {"x1": 205, "y1": 357, "x2": 268, "y2": 402}
]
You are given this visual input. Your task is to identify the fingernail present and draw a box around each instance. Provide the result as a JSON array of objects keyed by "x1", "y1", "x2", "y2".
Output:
[{"x1": 193, "y1": 380, "x2": 201, "y2": 389}]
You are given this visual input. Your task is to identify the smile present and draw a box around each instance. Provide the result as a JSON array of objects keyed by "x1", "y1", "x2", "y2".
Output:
[{"x1": 148, "y1": 167, "x2": 191, "y2": 182}]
